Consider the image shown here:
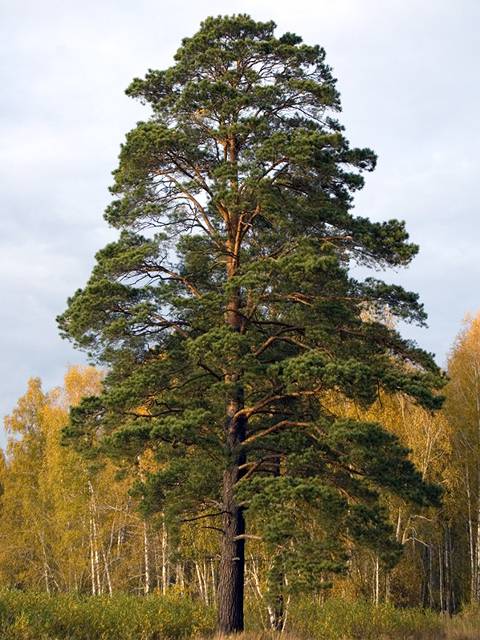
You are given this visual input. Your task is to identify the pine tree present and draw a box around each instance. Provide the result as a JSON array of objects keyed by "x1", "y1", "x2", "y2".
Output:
[{"x1": 58, "y1": 15, "x2": 443, "y2": 633}]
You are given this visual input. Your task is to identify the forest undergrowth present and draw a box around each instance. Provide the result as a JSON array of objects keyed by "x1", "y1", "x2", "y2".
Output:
[{"x1": 0, "y1": 591, "x2": 479, "y2": 640}]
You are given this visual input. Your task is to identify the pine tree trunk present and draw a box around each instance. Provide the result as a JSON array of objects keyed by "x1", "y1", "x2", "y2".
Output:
[
  {"x1": 217, "y1": 377, "x2": 246, "y2": 632},
  {"x1": 217, "y1": 232, "x2": 247, "y2": 633},
  {"x1": 217, "y1": 421, "x2": 246, "y2": 633}
]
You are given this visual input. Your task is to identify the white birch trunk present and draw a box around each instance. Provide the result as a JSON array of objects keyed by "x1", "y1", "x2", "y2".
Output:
[
  {"x1": 143, "y1": 521, "x2": 150, "y2": 595},
  {"x1": 374, "y1": 555, "x2": 380, "y2": 606},
  {"x1": 89, "y1": 516, "x2": 96, "y2": 595},
  {"x1": 161, "y1": 515, "x2": 168, "y2": 595}
]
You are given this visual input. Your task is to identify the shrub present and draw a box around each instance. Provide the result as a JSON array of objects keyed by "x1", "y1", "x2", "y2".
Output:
[
  {"x1": 0, "y1": 590, "x2": 215, "y2": 640},
  {"x1": 286, "y1": 597, "x2": 443, "y2": 640}
]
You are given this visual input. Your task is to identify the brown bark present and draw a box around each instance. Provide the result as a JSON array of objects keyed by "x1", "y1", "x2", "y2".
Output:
[
  {"x1": 217, "y1": 130, "x2": 249, "y2": 633},
  {"x1": 217, "y1": 228, "x2": 247, "y2": 632},
  {"x1": 217, "y1": 388, "x2": 246, "y2": 633}
]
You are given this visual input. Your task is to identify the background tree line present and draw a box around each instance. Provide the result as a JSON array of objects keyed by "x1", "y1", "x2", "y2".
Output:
[{"x1": 0, "y1": 312, "x2": 479, "y2": 624}]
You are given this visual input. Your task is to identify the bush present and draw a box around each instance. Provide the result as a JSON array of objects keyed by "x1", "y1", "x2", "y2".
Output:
[
  {"x1": 4, "y1": 591, "x2": 480, "y2": 639},
  {"x1": 286, "y1": 597, "x2": 443, "y2": 640},
  {"x1": 0, "y1": 590, "x2": 215, "y2": 640}
]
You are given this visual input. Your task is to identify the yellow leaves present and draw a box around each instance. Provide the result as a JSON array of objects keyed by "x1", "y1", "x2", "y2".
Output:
[
  {"x1": 63, "y1": 365, "x2": 104, "y2": 408},
  {"x1": 0, "y1": 364, "x2": 173, "y2": 594},
  {"x1": 138, "y1": 447, "x2": 158, "y2": 474},
  {"x1": 441, "y1": 310, "x2": 480, "y2": 515},
  {"x1": 0, "y1": 366, "x2": 106, "y2": 591},
  {"x1": 320, "y1": 387, "x2": 450, "y2": 483},
  {"x1": 4, "y1": 377, "x2": 45, "y2": 437},
  {"x1": 135, "y1": 405, "x2": 153, "y2": 417},
  {"x1": 445, "y1": 311, "x2": 480, "y2": 429}
]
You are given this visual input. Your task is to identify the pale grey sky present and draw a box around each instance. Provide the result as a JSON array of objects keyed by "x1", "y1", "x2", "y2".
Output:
[{"x1": 1, "y1": 0, "x2": 479, "y2": 442}]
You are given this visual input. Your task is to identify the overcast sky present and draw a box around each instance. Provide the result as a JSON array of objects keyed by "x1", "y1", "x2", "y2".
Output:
[{"x1": 1, "y1": 0, "x2": 479, "y2": 444}]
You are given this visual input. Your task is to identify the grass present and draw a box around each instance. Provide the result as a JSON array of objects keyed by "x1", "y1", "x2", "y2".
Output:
[
  {"x1": 0, "y1": 591, "x2": 478, "y2": 639},
  {"x1": 441, "y1": 604, "x2": 480, "y2": 639},
  {"x1": 286, "y1": 598, "x2": 443, "y2": 639},
  {"x1": 0, "y1": 590, "x2": 215, "y2": 639}
]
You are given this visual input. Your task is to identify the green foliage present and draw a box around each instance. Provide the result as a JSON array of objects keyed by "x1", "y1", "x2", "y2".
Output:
[{"x1": 57, "y1": 13, "x2": 444, "y2": 605}]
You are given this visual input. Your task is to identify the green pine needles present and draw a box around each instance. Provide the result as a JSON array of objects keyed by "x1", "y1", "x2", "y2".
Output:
[{"x1": 58, "y1": 14, "x2": 444, "y2": 634}]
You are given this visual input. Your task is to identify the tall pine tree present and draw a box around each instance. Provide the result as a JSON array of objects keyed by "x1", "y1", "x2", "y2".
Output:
[{"x1": 58, "y1": 15, "x2": 443, "y2": 633}]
